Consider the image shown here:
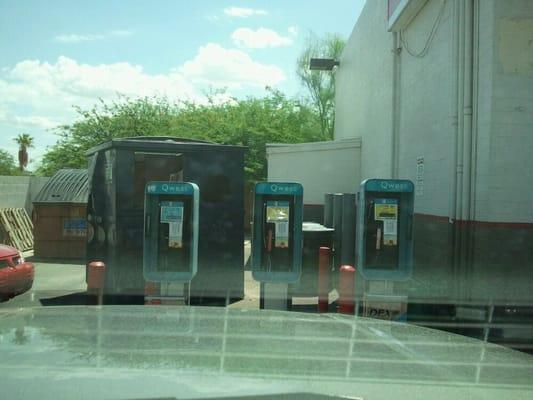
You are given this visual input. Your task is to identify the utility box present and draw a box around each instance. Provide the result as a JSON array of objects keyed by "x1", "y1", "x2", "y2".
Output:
[
  {"x1": 356, "y1": 179, "x2": 414, "y2": 281},
  {"x1": 85, "y1": 137, "x2": 245, "y2": 304}
]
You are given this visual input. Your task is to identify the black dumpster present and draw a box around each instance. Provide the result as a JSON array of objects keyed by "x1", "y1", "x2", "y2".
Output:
[
  {"x1": 85, "y1": 136, "x2": 246, "y2": 304},
  {"x1": 289, "y1": 222, "x2": 334, "y2": 297}
]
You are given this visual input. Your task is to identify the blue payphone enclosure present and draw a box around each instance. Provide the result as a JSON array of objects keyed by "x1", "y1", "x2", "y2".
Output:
[
  {"x1": 143, "y1": 181, "x2": 199, "y2": 282},
  {"x1": 252, "y1": 182, "x2": 303, "y2": 283},
  {"x1": 356, "y1": 179, "x2": 414, "y2": 281}
]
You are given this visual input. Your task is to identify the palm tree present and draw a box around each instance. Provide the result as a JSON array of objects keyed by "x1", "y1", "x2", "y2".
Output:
[{"x1": 13, "y1": 133, "x2": 34, "y2": 171}]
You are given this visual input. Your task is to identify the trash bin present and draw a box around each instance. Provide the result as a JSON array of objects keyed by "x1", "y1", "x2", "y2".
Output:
[{"x1": 289, "y1": 222, "x2": 334, "y2": 297}]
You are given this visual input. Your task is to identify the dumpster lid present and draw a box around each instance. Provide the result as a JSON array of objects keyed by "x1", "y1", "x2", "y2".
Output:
[
  {"x1": 302, "y1": 222, "x2": 334, "y2": 232},
  {"x1": 33, "y1": 169, "x2": 88, "y2": 204}
]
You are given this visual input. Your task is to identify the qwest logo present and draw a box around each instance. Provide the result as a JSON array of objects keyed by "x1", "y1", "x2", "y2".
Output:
[
  {"x1": 380, "y1": 181, "x2": 408, "y2": 191},
  {"x1": 270, "y1": 184, "x2": 298, "y2": 193},
  {"x1": 161, "y1": 184, "x2": 188, "y2": 193},
  {"x1": 149, "y1": 183, "x2": 189, "y2": 193}
]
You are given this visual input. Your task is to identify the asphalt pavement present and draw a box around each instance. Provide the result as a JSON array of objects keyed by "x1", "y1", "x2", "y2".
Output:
[
  {"x1": 1, "y1": 257, "x2": 87, "y2": 308},
  {"x1": 1, "y1": 240, "x2": 258, "y2": 309}
]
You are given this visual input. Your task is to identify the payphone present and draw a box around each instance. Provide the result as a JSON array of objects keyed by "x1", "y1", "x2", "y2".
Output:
[
  {"x1": 252, "y1": 182, "x2": 303, "y2": 310},
  {"x1": 143, "y1": 181, "x2": 199, "y2": 294},
  {"x1": 252, "y1": 182, "x2": 303, "y2": 282},
  {"x1": 356, "y1": 179, "x2": 414, "y2": 281}
]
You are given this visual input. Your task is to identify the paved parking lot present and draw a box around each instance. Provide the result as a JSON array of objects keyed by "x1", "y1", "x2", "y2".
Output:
[
  {"x1": 0, "y1": 240, "x2": 330, "y2": 311},
  {"x1": 1, "y1": 241, "x2": 261, "y2": 309},
  {"x1": 1, "y1": 258, "x2": 86, "y2": 308}
]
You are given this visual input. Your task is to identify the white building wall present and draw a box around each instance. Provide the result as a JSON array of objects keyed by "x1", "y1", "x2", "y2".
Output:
[
  {"x1": 473, "y1": 0, "x2": 495, "y2": 222},
  {"x1": 335, "y1": 0, "x2": 455, "y2": 217},
  {"x1": 484, "y1": 0, "x2": 533, "y2": 223},
  {"x1": 267, "y1": 139, "x2": 361, "y2": 204},
  {"x1": 335, "y1": 0, "x2": 533, "y2": 222},
  {"x1": 334, "y1": 0, "x2": 394, "y2": 179},
  {"x1": 395, "y1": 0, "x2": 454, "y2": 217}
]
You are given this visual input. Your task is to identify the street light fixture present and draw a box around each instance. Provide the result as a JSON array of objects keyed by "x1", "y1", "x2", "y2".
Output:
[{"x1": 309, "y1": 58, "x2": 340, "y2": 71}]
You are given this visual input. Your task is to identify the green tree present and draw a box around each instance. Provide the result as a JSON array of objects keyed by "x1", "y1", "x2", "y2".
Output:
[
  {"x1": 13, "y1": 133, "x2": 34, "y2": 171},
  {"x1": 296, "y1": 33, "x2": 345, "y2": 139},
  {"x1": 0, "y1": 149, "x2": 17, "y2": 175},
  {"x1": 36, "y1": 96, "x2": 180, "y2": 177},
  {"x1": 37, "y1": 91, "x2": 323, "y2": 181}
]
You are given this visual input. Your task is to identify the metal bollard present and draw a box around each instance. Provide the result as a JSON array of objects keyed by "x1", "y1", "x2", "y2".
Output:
[
  {"x1": 318, "y1": 247, "x2": 331, "y2": 313},
  {"x1": 338, "y1": 265, "x2": 355, "y2": 315},
  {"x1": 87, "y1": 261, "x2": 106, "y2": 306}
]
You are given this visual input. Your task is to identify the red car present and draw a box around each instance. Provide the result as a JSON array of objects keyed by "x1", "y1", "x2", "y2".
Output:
[{"x1": 0, "y1": 244, "x2": 34, "y2": 302}]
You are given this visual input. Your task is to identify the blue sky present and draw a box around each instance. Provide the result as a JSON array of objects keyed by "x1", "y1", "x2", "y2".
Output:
[{"x1": 0, "y1": 0, "x2": 365, "y2": 168}]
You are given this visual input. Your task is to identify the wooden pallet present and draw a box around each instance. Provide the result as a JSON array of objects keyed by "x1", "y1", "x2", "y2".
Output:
[{"x1": 0, "y1": 208, "x2": 34, "y2": 251}]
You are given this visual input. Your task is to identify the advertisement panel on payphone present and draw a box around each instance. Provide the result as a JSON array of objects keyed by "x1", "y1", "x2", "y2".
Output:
[
  {"x1": 156, "y1": 199, "x2": 191, "y2": 272},
  {"x1": 365, "y1": 197, "x2": 400, "y2": 270}
]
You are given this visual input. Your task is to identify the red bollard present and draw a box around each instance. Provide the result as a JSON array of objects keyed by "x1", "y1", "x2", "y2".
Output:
[
  {"x1": 338, "y1": 265, "x2": 356, "y2": 315},
  {"x1": 87, "y1": 261, "x2": 106, "y2": 305},
  {"x1": 318, "y1": 247, "x2": 331, "y2": 313}
]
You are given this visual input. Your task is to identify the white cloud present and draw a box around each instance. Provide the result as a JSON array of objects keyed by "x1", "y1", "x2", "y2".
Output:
[
  {"x1": 55, "y1": 30, "x2": 133, "y2": 43},
  {"x1": 55, "y1": 34, "x2": 105, "y2": 43},
  {"x1": 1, "y1": 56, "x2": 199, "y2": 111},
  {"x1": 231, "y1": 28, "x2": 293, "y2": 49},
  {"x1": 109, "y1": 30, "x2": 132, "y2": 37},
  {"x1": 179, "y1": 43, "x2": 285, "y2": 88},
  {"x1": 0, "y1": 47, "x2": 286, "y2": 164},
  {"x1": 288, "y1": 26, "x2": 299, "y2": 36},
  {"x1": 0, "y1": 47, "x2": 285, "y2": 150},
  {"x1": 223, "y1": 7, "x2": 267, "y2": 18},
  {"x1": 0, "y1": 112, "x2": 59, "y2": 129},
  {"x1": 0, "y1": 57, "x2": 201, "y2": 156}
]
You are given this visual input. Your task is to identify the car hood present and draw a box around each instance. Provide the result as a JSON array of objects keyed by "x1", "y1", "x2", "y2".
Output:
[{"x1": 0, "y1": 306, "x2": 532, "y2": 400}]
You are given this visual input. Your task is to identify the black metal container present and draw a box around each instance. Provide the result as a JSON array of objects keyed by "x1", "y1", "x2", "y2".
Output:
[
  {"x1": 332, "y1": 193, "x2": 344, "y2": 270},
  {"x1": 85, "y1": 136, "x2": 246, "y2": 304},
  {"x1": 323, "y1": 193, "x2": 334, "y2": 228},
  {"x1": 340, "y1": 193, "x2": 356, "y2": 267}
]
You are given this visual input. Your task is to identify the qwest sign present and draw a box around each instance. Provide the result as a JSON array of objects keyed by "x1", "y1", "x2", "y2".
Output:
[
  {"x1": 255, "y1": 182, "x2": 303, "y2": 196},
  {"x1": 364, "y1": 179, "x2": 414, "y2": 193},
  {"x1": 146, "y1": 182, "x2": 194, "y2": 195}
]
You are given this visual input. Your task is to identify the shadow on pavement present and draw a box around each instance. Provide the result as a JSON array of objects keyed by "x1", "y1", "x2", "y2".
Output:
[
  {"x1": 40, "y1": 292, "x2": 93, "y2": 306},
  {"x1": 27, "y1": 257, "x2": 85, "y2": 265}
]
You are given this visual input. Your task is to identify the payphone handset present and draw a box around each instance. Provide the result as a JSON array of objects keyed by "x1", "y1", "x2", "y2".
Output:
[
  {"x1": 143, "y1": 181, "x2": 199, "y2": 282},
  {"x1": 356, "y1": 179, "x2": 414, "y2": 281},
  {"x1": 252, "y1": 182, "x2": 303, "y2": 283}
]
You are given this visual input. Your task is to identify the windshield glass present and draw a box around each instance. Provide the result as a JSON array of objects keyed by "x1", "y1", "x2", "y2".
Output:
[{"x1": 1, "y1": 0, "x2": 532, "y2": 399}]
